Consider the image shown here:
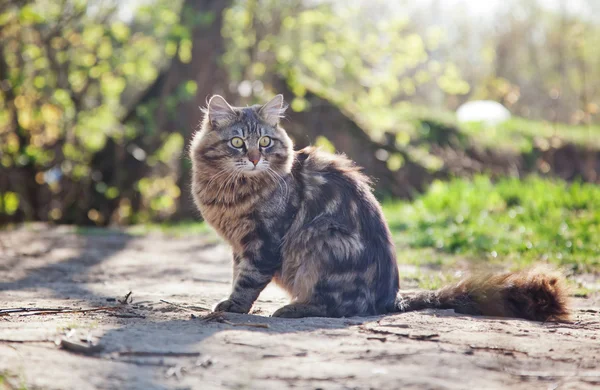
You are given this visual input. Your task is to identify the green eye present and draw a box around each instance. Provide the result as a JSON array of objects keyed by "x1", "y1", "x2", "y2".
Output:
[
  {"x1": 230, "y1": 137, "x2": 244, "y2": 148},
  {"x1": 259, "y1": 136, "x2": 272, "y2": 147}
]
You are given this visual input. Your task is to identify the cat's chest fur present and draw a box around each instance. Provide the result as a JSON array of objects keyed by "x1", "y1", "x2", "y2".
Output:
[
  {"x1": 199, "y1": 202, "x2": 257, "y2": 253},
  {"x1": 198, "y1": 185, "x2": 290, "y2": 254}
]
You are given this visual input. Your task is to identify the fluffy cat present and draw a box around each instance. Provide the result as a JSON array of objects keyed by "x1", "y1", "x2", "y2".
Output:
[{"x1": 190, "y1": 94, "x2": 570, "y2": 321}]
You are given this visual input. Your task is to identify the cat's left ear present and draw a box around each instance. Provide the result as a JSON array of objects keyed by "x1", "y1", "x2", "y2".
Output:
[
  {"x1": 259, "y1": 94, "x2": 287, "y2": 126},
  {"x1": 206, "y1": 95, "x2": 237, "y2": 128}
]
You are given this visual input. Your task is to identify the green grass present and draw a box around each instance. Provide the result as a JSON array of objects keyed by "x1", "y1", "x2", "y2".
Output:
[
  {"x1": 460, "y1": 117, "x2": 600, "y2": 153},
  {"x1": 0, "y1": 371, "x2": 27, "y2": 390},
  {"x1": 384, "y1": 175, "x2": 600, "y2": 275}
]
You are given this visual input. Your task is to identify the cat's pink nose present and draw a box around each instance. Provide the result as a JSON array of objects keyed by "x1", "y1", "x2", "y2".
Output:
[{"x1": 247, "y1": 150, "x2": 261, "y2": 166}]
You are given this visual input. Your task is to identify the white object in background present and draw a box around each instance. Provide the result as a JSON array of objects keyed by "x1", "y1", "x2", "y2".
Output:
[{"x1": 456, "y1": 100, "x2": 511, "y2": 125}]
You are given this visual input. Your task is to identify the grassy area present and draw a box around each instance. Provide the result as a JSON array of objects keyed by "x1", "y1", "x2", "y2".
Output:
[
  {"x1": 384, "y1": 176, "x2": 600, "y2": 279},
  {"x1": 366, "y1": 107, "x2": 600, "y2": 177},
  {"x1": 377, "y1": 104, "x2": 600, "y2": 153},
  {"x1": 0, "y1": 371, "x2": 26, "y2": 390},
  {"x1": 460, "y1": 117, "x2": 600, "y2": 153}
]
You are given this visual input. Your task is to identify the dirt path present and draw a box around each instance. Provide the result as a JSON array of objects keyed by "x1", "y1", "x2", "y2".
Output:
[{"x1": 0, "y1": 225, "x2": 599, "y2": 390}]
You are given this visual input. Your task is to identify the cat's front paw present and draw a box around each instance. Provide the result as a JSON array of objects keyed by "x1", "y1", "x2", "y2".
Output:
[
  {"x1": 272, "y1": 303, "x2": 326, "y2": 318},
  {"x1": 213, "y1": 298, "x2": 249, "y2": 314}
]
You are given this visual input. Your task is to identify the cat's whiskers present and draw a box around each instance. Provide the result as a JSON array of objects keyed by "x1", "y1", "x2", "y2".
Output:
[
  {"x1": 204, "y1": 168, "x2": 231, "y2": 190},
  {"x1": 264, "y1": 168, "x2": 282, "y2": 196},
  {"x1": 222, "y1": 168, "x2": 245, "y2": 204},
  {"x1": 267, "y1": 167, "x2": 289, "y2": 200},
  {"x1": 213, "y1": 169, "x2": 239, "y2": 203}
]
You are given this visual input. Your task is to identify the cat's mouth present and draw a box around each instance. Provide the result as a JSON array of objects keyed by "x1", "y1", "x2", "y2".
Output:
[
  {"x1": 242, "y1": 166, "x2": 268, "y2": 174},
  {"x1": 235, "y1": 159, "x2": 269, "y2": 174}
]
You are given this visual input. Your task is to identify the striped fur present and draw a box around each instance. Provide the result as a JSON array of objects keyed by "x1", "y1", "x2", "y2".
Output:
[{"x1": 190, "y1": 95, "x2": 570, "y2": 321}]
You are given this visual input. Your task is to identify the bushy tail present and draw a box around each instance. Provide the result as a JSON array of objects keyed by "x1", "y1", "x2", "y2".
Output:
[{"x1": 395, "y1": 266, "x2": 570, "y2": 322}]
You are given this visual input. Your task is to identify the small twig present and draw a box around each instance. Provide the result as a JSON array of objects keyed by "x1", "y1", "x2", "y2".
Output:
[
  {"x1": 0, "y1": 307, "x2": 70, "y2": 314},
  {"x1": 505, "y1": 369, "x2": 600, "y2": 378},
  {"x1": 198, "y1": 311, "x2": 225, "y2": 322},
  {"x1": 195, "y1": 311, "x2": 269, "y2": 328},
  {"x1": 58, "y1": 339, "x2": 103, "y2": 355},
  {"x1": 262, "y1": 354, "x2": 281, "y2": 358},
  {"x1": 469, "y1": 345, "x2": 528, "y2": 355},
  {"x1": 18, "y1": 306, "x2": 122, "y2": 317},
  {"x1": 409, "y1": 333, "x2": 439, "y2": 341},
  {"x1": 109, "y1": 313, "x2": 146, "y2": 319},
  {"x1": 116, "y1": 359, "x2": 172, "y2": 367},
  {"x1": 118, "y1": 291, "x2": 132, "y2": 305},
  {"x1": 360, "y1": 326, "x2": 438, "y2": 341},
  {"x1": 224, "y1": 341, "x2": 266, "y2": 349},
  {"x1": 0, "y1": 339, "x2": 53, "y2": 344}
]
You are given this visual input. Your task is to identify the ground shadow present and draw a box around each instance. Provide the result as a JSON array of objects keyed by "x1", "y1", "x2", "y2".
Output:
[
  {"x1": 0, "y1": 227, "x2": 133, "y2": 301},
  {"x1": 90, "y1": 310, "x2": 374, "y2": 389},
  {"x1": 0, "y1": 227, "x2": 370, "y2": 389}
]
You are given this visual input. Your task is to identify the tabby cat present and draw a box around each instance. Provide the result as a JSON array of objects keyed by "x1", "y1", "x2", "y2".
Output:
[{"x1": 190, "y1": 94, "x2": 570, "y2": 321}]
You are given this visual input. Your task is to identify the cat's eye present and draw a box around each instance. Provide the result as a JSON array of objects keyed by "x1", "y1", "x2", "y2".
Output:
[
  {"x1": 259, "y1": 136, "x2": 272, "y2": 147},
  {"x1": 230, "y1": 137, "x2": 244, "y2": 148}
]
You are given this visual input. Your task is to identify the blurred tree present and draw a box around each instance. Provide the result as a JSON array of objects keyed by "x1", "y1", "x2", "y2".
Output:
[
  {"x1": 451, "y1": 0, "x2": 600, "y2": 125},
  {"x1": 0, "y1": 0, "x2": 182, "y2": 224},
  {"x1": 222, "y1": 1, "x2": 470, "y2": 133},
  {"x1": 217, "y1": 0, "x2": 465, "y2": 196},
  {"x1": 1, "y1": 0, "x2": 598, "y2": 225}
]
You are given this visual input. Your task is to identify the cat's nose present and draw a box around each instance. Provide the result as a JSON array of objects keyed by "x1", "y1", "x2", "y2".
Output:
[{"x1": 247, "y1": 150, "x2": 260, "y2": 166}]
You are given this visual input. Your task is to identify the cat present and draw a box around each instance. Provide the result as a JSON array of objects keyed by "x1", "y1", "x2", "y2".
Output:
[{"x1": 190, "y1": 94, "x2": 570, "y2": 321}]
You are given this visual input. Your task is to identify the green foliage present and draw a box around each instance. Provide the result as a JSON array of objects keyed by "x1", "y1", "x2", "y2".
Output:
[
  {"x1": 461, "y1": 117, "x2": 600, "y2": 153},
  {"x1": 314, "y1": 136, "x2": 335, "y2": 153},
  {"x1": 1, "y1": 192, "x2": 20, "y2": 215},
  {"x1": 0, "y1": 0, "x2": 186, "y2": 222},
  {"x1": 2, "y1": 0, "x2": 600, "y2": 227},
  {"x1": 384, "y1": 176, "x2": 600, "y2": 273},
  {"x1": 0, "y1": 370, "x2": 27, "y2": 390},
  {"x1": 222, "y1": 0, "x2": 470, "y2": 127}
]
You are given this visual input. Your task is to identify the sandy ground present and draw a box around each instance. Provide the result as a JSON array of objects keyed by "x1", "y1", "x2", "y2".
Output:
[{"x1": 0, "y1": 225, "x2": 599, "y2": 390}]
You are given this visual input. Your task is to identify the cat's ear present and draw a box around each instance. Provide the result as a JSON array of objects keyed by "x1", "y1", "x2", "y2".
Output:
[
  {"x1": 206, "y1": 95, "x2": 236, "y2": 128},
  {"x1": 259, "y1": 94, "x2": 287, "y2": 126}
]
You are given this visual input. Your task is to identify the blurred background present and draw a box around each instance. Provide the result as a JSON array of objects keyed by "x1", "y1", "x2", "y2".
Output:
[
  {"x1": 1, "y1": 0, "x2": 599, "y2": 287},
  {"x1": 0, "y1": 0, "x2": 599, "y2": 234}
]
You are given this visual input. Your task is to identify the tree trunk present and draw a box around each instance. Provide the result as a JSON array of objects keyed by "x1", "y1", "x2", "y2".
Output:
[{"x1": 124, "y1": 0, "x2": 232, "y2": 220}]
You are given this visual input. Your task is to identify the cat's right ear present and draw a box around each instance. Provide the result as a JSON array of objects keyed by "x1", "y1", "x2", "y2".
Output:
[{"x1": 205, "y1": 95, "x2": 236, "y2": 128}]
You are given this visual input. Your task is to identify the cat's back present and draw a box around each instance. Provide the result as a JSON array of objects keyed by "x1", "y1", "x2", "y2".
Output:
[
  {"x1": 291, "y1": 146, "x2": 388, "y2": 234},
  {"x1": 293, "y1": 146, "x2": 372, "y2": 195},
  {"x1": 283, "y1": 148, "x2": 399, "y2": 315}
]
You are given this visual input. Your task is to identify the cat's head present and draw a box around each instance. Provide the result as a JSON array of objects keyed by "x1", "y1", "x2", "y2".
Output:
[{"x1": 192, "y1": 94, "x2": 294, "y2": 177}]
